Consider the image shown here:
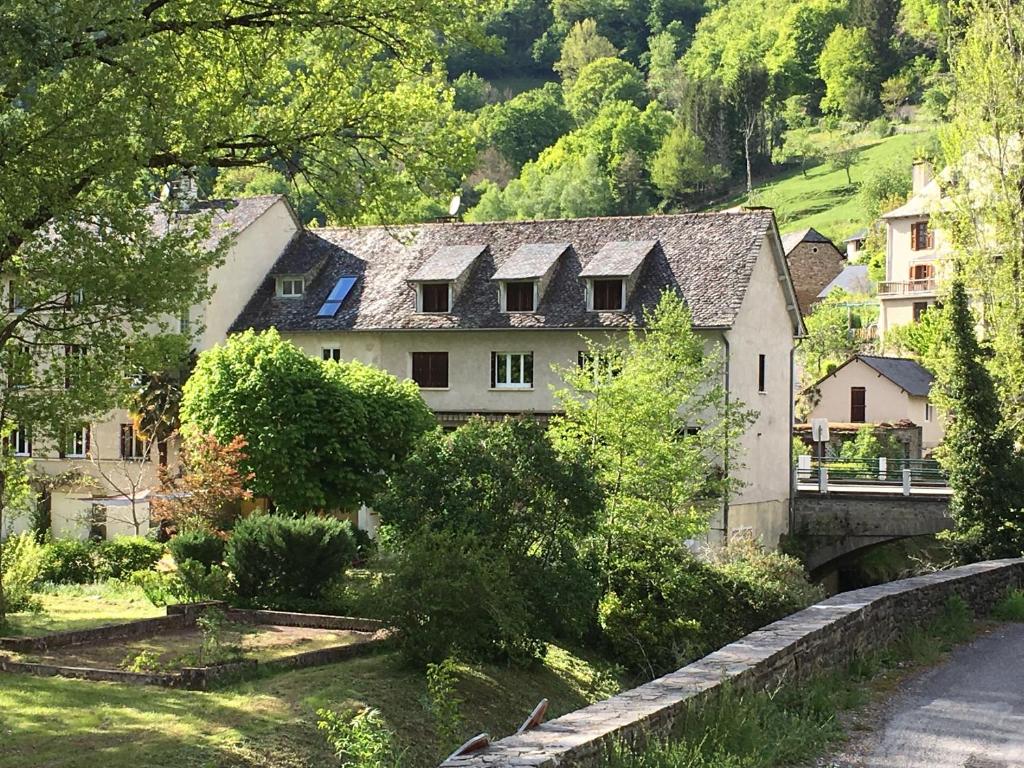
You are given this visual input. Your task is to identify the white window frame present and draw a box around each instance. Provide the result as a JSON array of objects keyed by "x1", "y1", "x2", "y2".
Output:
[
  {"x1": 66, "y1": 426, "x2": 90, "y2": 459},
  {"x1": 586, "y1": 278, "x2": 626, "y2": 312},
  {"x1": 492, "y1": 351, "x2": 534, "y2": 390},
  {"x1": 416, "y1": 282, "x2": 452, "y2": 314},
  {"x1": 11, "y1": 426, "x2": 31, "y2": 457},
  {"x1": 322, "y1": 347, "x2": 342, "y2": 362},
  {"x1": 499, "y1": 281, "x2": 538, "y2": 313},
  {"x1": 277, "y1": 276, "x2": 305, "y2": 298},
  {"x1": 925, "y1": 401, "x2": 934, "y2": 422},
  {"x1": 121, "y1": 424, "x2": 148, "y2": 461}
]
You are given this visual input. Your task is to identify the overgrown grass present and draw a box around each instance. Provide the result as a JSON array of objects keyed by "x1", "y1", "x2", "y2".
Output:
[
  {"x1": 992, "y1": 589, "x2": 1024, "y2": 621},
  {"x1": 716, "y1": 122, "x2": 936, "y2": 242},
  {"x1": 1, "y1": 580, "x2": 161, "y2": 637},
  {"x1": 606, "y1": 596, "x2": 976, "y2": 768}
]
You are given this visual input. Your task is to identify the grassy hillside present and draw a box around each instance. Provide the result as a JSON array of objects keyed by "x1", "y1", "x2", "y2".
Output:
[{"x1": 720, "y1": 126, "x2": 936, "y2": 244}]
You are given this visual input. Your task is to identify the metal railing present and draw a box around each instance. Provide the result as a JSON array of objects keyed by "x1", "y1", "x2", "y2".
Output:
[
  {"x1": 877, "y1": 278, "x2": 938, "y2": 296},
  {"x1": 796, "y1": 456, "x2": 948, "y2": 495}
]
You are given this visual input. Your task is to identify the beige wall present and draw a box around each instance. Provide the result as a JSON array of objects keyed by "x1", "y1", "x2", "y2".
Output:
[
  {"x1": 807, "y1": 360, "x2": 943, "y2": 449},
  {"x1": 881, "y1": 214, "x2": 946, "y2": 336},
  {"x1": 879, "y1": 294, "x2": 938, "y2": 337}
]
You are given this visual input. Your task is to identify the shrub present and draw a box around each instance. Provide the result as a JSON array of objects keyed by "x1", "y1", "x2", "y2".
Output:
[
  {"x1": 317, "y1": 707, "x2": 400, "y2": 768},
  {"x1": 39, "y1": 538, "x2": 97, "y2": 584},
  {"x1": 226, "y1": 514, "x2": 356, "y2": 607},
  {"x1": 425, "y1": 658, "x2": 463, "y2": 750},
  {"x1": 168, "y1": 530, "x2": 225, "y2": 570},
  {"x1": 385, "y1": 529, "x2": 541, "y2": 666},
  {"x1": 993, "y1": 589, "x2": 1024, "y2": 621},
  {"x1": 97, "y1": 536, "x2": 163, "y2": 579},
  {"x1": 0, "y1": 532, "x2": 44, "y2": 614}
]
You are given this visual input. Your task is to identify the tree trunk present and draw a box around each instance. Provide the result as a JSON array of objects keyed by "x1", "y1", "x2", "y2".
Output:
[
  {"x1": 845, "y1": 164, "x2": 852, "y2": 186},
  {"x1": 0, "y1": 468, "x2": 7, "y2": 628},
  {"x1": 744, "y1": 132, "x2": 753, "y2": 195}
]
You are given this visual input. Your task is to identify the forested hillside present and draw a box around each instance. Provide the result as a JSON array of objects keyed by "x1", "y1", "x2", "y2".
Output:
[{"x1": 215, "y1": 0, "x2": 952, "y2": 238}]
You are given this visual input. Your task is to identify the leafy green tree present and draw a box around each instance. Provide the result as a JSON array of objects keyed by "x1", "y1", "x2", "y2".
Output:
[
  {"x1": 213, "y1": 168, "x2": 327, "y2": 227},
  {"x1": 554, "y1": 18, "x2": 619, "y2": 83},
  {"x1": 932, "y1": 281, "x2": 1024, "y2": 560},
  {"x1": 475, "y1": 84, "x2": 573, "y2": 169},
  {"x1": 882, "y1": 304, "x2": 943, "y2": 361},
  {"x1": 180, "y1": 329, "x2": 434, "y2": 512},
  {"x1": 819, "y1": 25, "x2": 881, "y2": 119},
  {"x1": 773, "y1": 127, "x2": 825, "y2": 178},
  {"x1": 651, "y1": 124, "x2": 726, "y2": 204},
  {"x1": 798, "y1": 289, "x2": 876, "y2": 390},
  {"x1": 766, "y1": 0, "x2": 850, "y2": 100},
  {"x1": 550, "y1": 292, "x2": 755, "y2": 554},
  {"x1": 0, "y1": 442, "x2": 32, "y2": 626},
  {"x1": 838, "y1": 424, "x2": 905, "y2": 462},
  {"x1": 827, "y1": 129, "x2": 861, "y2": 186},
  {"x1": 564, "y1": 57, "x2": 647, "y2": 123},
  {"x1": 859, "y1": 160, "x2": 912, "y2": 218}
]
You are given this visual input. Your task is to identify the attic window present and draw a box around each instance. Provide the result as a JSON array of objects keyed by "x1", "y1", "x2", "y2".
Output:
[
  {"x1": 420, "y1": 283, "x2": 450, "y2": 313},
  {"x1": 317, "y1": 276, "x2": 357, "y2": 318},
  {"x1": 591, "y1": 279, "x2": 624, "y2": 311},
  {"x1": 503, "y1": 281, "x2": 536, "y2": 312},
  {"x1": 278, "y1": 276, "x2": 305, "y2": 298}
]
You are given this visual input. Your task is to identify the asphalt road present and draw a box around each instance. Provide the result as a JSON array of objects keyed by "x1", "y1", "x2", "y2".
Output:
[{"x1": 848, "y1": 622, "x2": 1024, "y2": 768}]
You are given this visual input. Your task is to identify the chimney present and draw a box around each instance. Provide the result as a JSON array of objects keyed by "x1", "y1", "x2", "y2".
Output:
[{"x1": 912, "y1": 159, "x2": 933, "y2": 195}]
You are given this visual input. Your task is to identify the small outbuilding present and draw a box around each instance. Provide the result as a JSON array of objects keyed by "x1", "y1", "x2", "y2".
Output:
[{"x1": 781, "y1": 227, "x2": 846, "y2": 315}]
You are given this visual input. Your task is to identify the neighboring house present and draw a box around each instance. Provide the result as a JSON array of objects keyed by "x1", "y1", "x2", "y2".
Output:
[
  {"x1": 878, "y1": 161, "x2": 945, "y2": 336},
  {"x1": 3, "y1": 195, "x2": 299, "y2": 540},
  {"x1": 781, "y1": 227, "x2": 846, "y2": 315},
  {"x1": 817, "y1": 264, "x2": 873, "y2": 300},
  {"x1": 232, "y1": 210, "x2": 805, "y2": 547},
  {"x1": 803, "y1": 354, "x2": 942, "y2": 451},
  {"x1": 844, "y1": 229, "x2": 867, "y2": 259}
]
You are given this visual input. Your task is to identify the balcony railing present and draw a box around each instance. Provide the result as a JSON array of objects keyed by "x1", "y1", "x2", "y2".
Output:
[{"x1": 878, "y1": 278, "x2": 938, "y2": 296}]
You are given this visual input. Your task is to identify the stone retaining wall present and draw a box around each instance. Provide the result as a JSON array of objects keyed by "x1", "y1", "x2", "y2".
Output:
[
  {"x1": 226, "y1": 608, "x2": 386, "y2": 633},
  {"x1": 0, "y1": 614, "x2": 191, "y2": 654},
  {"x1": 443, "y1": 559, "x2": 1024, "y2": 768}
]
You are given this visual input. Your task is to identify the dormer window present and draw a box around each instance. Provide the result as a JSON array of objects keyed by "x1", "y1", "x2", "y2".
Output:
[
  {"x1": 503, "y1": 281, "x2": 537, "y2": 312},
  {"x1": 420, "y1": 282, "x2": 451, "y2": 313},
  {"x1": 591, "y1": 279, "x2": 625, "y2": 311},
  {"x1": 278, "y1": 276, "x2": 305, "y2": 298},
  {"x1": 580, "y1": 240, "x2": 657, "y2": 313}
]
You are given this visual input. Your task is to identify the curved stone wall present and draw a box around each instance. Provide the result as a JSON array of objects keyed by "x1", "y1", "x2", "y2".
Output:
[{"x1": 442, "y1": 559, "x2": 1024, "y2": 768}]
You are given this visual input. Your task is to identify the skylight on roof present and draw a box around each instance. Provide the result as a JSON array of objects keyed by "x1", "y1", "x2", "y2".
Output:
[
  {"x1": 580, "y1": 241, "x2": 658, "y2": 278},
  {"x1": 316, "y1": 276, "x2": 357, "y2": 318}
]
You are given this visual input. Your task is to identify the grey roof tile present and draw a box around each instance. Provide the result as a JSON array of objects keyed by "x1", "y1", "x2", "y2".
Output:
[
  {"x1": 858, "y1": 355, "x2": 934, "y2": 397},
  {"x1": 491, "y1": 243, "x2": 569, "y2": 281},
  {"x1": 231, "y1": 211, "x2": 776, "y2": 333},
  {"x1": 817, "y1": 265, "x2": 873, "y2": 298},
  {"x1": 408, "y1": 244, "x2": 487, "y2": 282},
  {"x1": 148, "y1": 195, "x2": 285, "y2": 251},
  {"x1": 579, "y1": 240, "x2": 658, "y2": 277}
]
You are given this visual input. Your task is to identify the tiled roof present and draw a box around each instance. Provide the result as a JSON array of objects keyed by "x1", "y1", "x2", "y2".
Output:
[
  {"x1": 858, "y1": 355, "x2": 934, "y2": 397},
  {"x1": 231, "y1": 211, "x2": 778, "y2": 333},
  {"x1": 491, "y1": 243, "x2": 569, "y2": 281},
  {"x1": 781, "y1": 227, "x2": 835, "y2": 255},
  {"x1": 579, "y1": 240, "x2": 658, "y2": 277},
  {"x1": 817, "y1": 265, "x2": 873, "y2": 298},
  {"x1": 409, "y1": 244, "x2": 486, "y2": 282},
  {"x1": 148, "y1": 195, "x2": 285, "y2": 250}
]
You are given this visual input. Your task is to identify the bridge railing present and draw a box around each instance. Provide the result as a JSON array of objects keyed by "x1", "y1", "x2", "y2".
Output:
[{"x1": 795, "y1": 456, "x2": 948, "y2": 493}]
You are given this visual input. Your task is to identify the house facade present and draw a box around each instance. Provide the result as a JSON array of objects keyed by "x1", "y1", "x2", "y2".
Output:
[
  {"x1": 3, "y1": 195, "x2": 300, "y2": 539},
  {"x1": 781, "y1": 227, "x2": 846, "y2": 316},
  {"x1": 803, "y1": 354, "x2": 941, "y2": 453},
  {"x1": 233, "y1": 211, "x2": 804, "y2": 547},
  {"x1": 878, "y1": 160, "x2": 945, "y2": 336}
]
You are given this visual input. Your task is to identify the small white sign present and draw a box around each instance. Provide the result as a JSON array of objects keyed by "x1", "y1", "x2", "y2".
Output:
[{"x1": 811, "y1": 418, "x2": 830, "y2": 442}]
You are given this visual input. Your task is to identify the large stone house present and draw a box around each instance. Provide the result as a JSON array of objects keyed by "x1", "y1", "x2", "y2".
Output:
[
  {"x1": 781, "y1": 227, "x2": 845, "y2": 315},
  {"x1": 8, "y1": 200, "x2": 804, "y2": 548},
  {"x1": 232, "y1": 209, "x2": 804, "y2": 546}
]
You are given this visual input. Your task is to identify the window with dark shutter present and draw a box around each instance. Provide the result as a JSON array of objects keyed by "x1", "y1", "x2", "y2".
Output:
[
  {"x1": 850, "y1": 387, "x2": 866, "y2": 423},
  {"x1": 412, "y1": 352, "x2": 448, "y2": 388},
  {"x1": 592, "y1": 279, "x2": 624, "y2": 311},
  {"x1": 504, "y1": 282, "x2": 535, "y2": 312},
  {"x1": 421, "y1": 284, "x2": 450, "y2": 313},
  {"x1": 911, "y1": 221, "x2": 933, "y2": 251}
]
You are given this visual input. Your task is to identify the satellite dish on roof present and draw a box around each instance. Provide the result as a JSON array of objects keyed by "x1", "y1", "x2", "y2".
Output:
[{"x1": 448, "y1": 194, "x2": 462, "y2": 217}]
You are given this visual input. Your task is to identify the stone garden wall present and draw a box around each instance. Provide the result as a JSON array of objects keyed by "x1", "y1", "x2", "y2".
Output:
[{"x1": 442, "y1": 559, "x2": 1024, "y2": 768}]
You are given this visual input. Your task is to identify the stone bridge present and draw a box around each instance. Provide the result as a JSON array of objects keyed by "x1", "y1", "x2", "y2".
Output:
[{"x1": 793, "y1": 489, "x2": 953, "y2": 574}]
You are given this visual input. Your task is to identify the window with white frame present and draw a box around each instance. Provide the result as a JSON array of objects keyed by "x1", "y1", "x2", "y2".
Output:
[
  {"x1": 491, "y1": 351, "x2": 533, "y2": 389},
  {"x1": 502, "y1": 281, "x2": 537, "y2": 313},
  {"x1": 322, "y1": 347, "x2": 342, "y2": 362},
  {"x1": 65, "y1": 425, "x2": 90, "y2": 458},
  {"x1": 119, "y1": 423, "x2": 147, "y2": 460},
  {"x1": 925, "y1": 401, "x2": 934, "y2": 422},
  {"x1": 418, "y1": 282, "x2": 451, "y2": 313},
  {"x1": 278, "y1": 276, "x2": 305, "y2": 297},
  {"x1": 9, "y1": 426, "x2": 31, "y2": 457}
]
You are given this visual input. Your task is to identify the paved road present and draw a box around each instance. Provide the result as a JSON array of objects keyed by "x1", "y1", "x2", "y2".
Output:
[{"x1": 848, "y1": 623, "x2": 1024, "y2": 768}]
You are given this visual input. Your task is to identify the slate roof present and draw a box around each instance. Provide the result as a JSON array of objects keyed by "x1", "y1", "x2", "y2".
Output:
[
  {"x1": 781, "y1": 227, "x2": 835, "y2": 255},
  {"x1": 578, "y1": 240, "x2": 658, "y2": 277},
  {"x1": 844, "y1": 228, "x2": 868, "y2": 243},
  {"x1": 231, "y1": 210, "x2": 782, "y2": 333},
  {"x1": 858, "y1": 355, "x2": 934, "y2": 397},
  {"x1": 491, "y1": 243, "x2": 569, "y2": 281},
  {"x1": 148, "y1": 195, "x2": 285, "y2": 251},
  {"x1": 817, "y1": 265, "x2": 873, "y2": 298},
  {"x1": 409, "y1": 244, "x2": 486, "y2": 282}
]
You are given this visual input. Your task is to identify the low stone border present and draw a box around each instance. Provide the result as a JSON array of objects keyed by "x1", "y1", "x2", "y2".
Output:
[
  {"x1": 442, "y1": 558, "x2": 1024, "y2": 768},
  {"x1": 0, "y1": 601, "x2": 394, "y2": 690}
]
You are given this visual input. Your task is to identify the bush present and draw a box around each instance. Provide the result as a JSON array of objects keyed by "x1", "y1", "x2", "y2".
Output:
[
  {"x1": 39, "y1": 538, "x2": 97, "y2": 584},
  {"x1": 317, "y1": 707, "x2": 400, "y2": 768},
  {"x1": 97, "y1": 536, "x2": 163, "y2": 579},
  {"x1": 385, "y1": 529, "x2": 541, "y2": 666},
  {"x1": 0, "y1": 532, "x2": 44, "y2": 614},
  {"x1": 168, "y1": 530, "x2": 225, "y2": 570},
  {"x1": 599, "y1": 532, "x2": 822, "y2": 678},
  {"x1": 993, "y1": 589, "x2": 1024, "y2": 621},
  {"x1": 226, "y1": 514, "x2": 356, "y2": 607}
]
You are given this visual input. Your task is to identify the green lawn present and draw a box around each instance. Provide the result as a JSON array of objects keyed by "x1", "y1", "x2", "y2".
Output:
[
  {"x1": 719, "y1": 125, "x2": 937, "y2": 243},
  {"x1": 3, "y1": 582, "x2": 162, "y2": 637},
  {"x1": 0, "y1": 586, "x2": 621, "y2": 768}
]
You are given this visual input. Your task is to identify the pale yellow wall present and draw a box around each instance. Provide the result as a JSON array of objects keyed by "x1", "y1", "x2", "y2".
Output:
[
  {"x1": 879, "y1": 295, "x2": 938, "y2": 337},
  {"x1": 807, "y1": 359, "x2": 943, "y2": 449},
  {"x1": 722, "y1": 237, "x2": 798, "y2": 546},
  {"x1": 197, "y1": 198, "x2": 298, "y2": 352}
]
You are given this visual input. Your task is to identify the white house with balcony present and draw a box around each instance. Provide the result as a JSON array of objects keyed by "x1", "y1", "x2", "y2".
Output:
[{"x1": 877, "y1": 161, "x2": 945, "y2": 336}]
